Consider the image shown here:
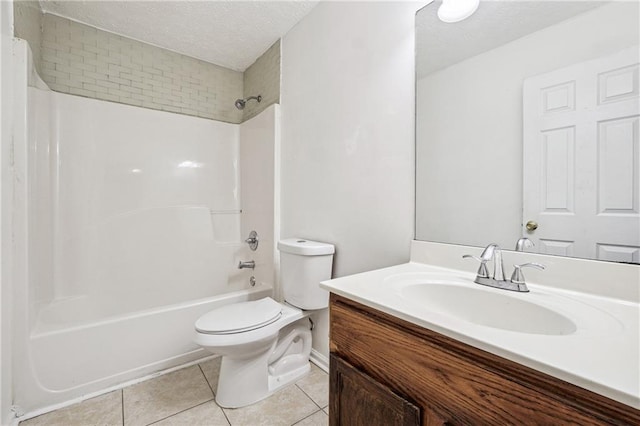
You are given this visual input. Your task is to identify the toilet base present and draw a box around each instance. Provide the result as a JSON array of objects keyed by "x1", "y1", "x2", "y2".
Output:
[
  {"x1": 268, "y1": 361, "x2": 310, "y2": 395},
  {"x1": 214, "y1": 318, "x2": 313, "y2": 408},
  {"x1": 215, "y1": 359, "x2": 310, "y2": 409}
]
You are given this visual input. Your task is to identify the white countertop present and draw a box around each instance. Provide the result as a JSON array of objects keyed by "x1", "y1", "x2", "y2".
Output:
[{"x1": 321, "y1": 261, "x2": 640, "y2": 409}]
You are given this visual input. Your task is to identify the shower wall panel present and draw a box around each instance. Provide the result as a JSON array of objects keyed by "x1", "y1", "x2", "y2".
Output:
[
  {"x1": 239, "y1": 104, "x2": 280, "y2": 296},
  {"x1": 38, "y1": 89, "x2": 244, "y2": 326}
]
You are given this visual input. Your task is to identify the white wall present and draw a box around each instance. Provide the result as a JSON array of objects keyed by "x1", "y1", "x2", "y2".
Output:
[
  {"x1": 281, "y1": 1, "x2": 419, "y2": 361},
  {"x1": 0, "y1": 0, "x2": 14, "y2": 421},
  {"x1": 416, "y1": 2, "x2": 640, "y2": 248}
]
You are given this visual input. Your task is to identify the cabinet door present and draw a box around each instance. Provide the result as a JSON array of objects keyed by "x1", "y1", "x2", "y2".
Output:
[{"x1": 330, "y1": 354, "x2": 421, "y2": 426}]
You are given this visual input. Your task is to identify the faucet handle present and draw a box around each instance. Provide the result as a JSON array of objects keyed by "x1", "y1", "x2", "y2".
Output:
[
  {"x1": 463, "y1": 254, "x2": 490, "y2": 279},
  {"x1": 510, "y1": 262, "x2": 545, "y2": 285},
  {"x1": 245, "y1": 230, "x2": 259, "y2": 251}
]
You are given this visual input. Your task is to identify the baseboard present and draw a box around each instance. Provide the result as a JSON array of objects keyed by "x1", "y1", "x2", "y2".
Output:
[{"x1": 309, "y1": 348, "x2": 329, "y2": 373}]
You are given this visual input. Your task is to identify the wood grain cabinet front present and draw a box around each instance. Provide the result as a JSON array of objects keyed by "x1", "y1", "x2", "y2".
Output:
[
  {"x1": 328, "y1": 294, "x2": 640, "y2": 426},
  {"x1": 330, "y1": 354, "x2": 420, "y2": 426}
]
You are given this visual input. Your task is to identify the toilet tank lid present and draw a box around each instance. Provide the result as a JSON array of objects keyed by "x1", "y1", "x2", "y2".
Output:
[{"x1": 278, "y1": 238, "x2": 335, "y2": 256}]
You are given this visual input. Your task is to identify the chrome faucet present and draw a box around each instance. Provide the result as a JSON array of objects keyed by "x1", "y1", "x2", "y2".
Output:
[
  {"x1": 481, "y1": 243, "x2": 506, "y2": 281},
  {"x1": 463, "y1": 243, "x2": 544, "y2": 292},
  {"x1": 238, "y1": 260, "x2": 255, "y2": 269},
  {"x1": 515, "y1": 237, "x2": 534, "y2": 252}
]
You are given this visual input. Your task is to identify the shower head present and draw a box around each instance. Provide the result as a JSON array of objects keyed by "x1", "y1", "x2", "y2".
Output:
[{"x1": 234, "y1": 95, "x2": 262, "y2": 110}]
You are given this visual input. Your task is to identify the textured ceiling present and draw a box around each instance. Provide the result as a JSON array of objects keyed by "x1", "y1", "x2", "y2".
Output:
[
  {"x1": 417, "y1": 0, "x2": 609, "y2": 78},
  {"x1": 40, "y1": 0, "x2": 320, "y2": 71}
]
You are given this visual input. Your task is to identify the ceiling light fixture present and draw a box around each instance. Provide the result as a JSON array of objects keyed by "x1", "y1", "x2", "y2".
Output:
[{"x1": 438, "y1": 0, "x2": 480, "y2": 23}]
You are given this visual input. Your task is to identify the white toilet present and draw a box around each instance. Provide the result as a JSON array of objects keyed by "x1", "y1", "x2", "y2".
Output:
[{"x1": 194, "y1": 238, "x2": 334, "y2": 408}]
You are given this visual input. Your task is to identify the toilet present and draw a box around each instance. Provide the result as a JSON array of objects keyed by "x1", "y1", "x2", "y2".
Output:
[{"x1": 193, "y1": 238, "x2": 335, "y2": 408}]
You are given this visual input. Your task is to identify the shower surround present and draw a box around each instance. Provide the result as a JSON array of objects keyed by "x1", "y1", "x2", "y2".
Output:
[{"x1": 10, "y1": 41, "x2": 280, "y2": 415}]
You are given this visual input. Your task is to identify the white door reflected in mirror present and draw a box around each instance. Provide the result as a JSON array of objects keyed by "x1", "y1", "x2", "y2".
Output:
[
  {"x1": 523, "y1": 47, "x2": 640, "y2": 263},
  {"x1": 415, "y1": 1, "x2": 640, "y2": 264}
]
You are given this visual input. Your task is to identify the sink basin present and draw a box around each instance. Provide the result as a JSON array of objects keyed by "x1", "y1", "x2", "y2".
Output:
[{"x1": 400, "y1": 283, "x2": 577, "y2": 335}]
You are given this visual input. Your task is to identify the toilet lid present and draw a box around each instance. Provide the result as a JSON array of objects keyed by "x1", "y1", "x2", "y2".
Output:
[{"x1": 195, "y1": 297, "x2": 282, "y2": 334}]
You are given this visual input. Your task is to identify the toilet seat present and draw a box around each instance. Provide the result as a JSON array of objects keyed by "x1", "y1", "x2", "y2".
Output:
[
  {"x1": 195, "y1": 297, "x2": 282, "y2": 335},
  {"x1": 194, "y1": 302, "x2": 306, "y2": 353}
]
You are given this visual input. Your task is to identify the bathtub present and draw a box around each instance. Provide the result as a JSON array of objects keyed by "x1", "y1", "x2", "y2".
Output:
[{"x1": 16, "y1": 285, "x2": 272, "y2": 414}]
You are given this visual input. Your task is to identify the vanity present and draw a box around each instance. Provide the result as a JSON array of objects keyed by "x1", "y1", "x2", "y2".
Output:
[{"x1": 320, "y1": 241, "x2": 640, "y2": 425}]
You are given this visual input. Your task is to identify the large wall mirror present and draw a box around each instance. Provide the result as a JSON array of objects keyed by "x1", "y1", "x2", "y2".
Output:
[{"x1": 416, "y1": 0, "x2": 640, "y2": 264}]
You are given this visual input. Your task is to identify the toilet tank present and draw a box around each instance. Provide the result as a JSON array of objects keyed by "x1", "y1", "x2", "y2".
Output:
[{"x1": 277, "y1": 238, "x2": 335, "y2": 310}]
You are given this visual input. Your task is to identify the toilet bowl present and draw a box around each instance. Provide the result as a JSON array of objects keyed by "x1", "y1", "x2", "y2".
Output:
[
  {"x1": 194, "y1": 297, "x2": 312, "y2": 408},
  {"x1": 194, "y1": 238, "x2": 334, "y2": 408}
]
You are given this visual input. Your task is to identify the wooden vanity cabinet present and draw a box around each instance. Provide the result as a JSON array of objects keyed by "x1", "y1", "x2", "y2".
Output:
[{"x1": 329, "y1": 294, "x2": 640, "y2": 426}]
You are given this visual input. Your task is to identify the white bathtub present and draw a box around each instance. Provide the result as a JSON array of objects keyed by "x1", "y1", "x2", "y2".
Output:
[{"x1": 16, "y1": 285, "x2": 272, "y2": 414}]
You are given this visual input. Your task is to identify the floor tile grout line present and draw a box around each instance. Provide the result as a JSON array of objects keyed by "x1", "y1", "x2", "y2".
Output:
[
  {"x1": 220, "y1": 409, "x2": 232, "y2": 426},
  {"x1": 294, "y1": 383, "x2": 323, "y2": 411},
  {"x1": 219, "y1": 402, "x2": 233, "y2": 426},
  {"x1": 121, "y1": 389, "x2": 125, "y2": 426},
  {"x1": 290, "y1": 407, "x2": 324, "y2": 426},
  {"x1": 198, "y1": 362, "x2": 231, "y2": 426},
  {"x1": 198, "y1": 363, "x2": 216, "y2": 396},
  {"x1": 144, "y1": 398, "x2": 216, "y2": 426}
]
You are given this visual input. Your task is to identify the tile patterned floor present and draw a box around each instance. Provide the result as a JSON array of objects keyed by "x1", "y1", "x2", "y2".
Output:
[{"x1": 20, "y1": 358, "x2": 329, "y2": 426}]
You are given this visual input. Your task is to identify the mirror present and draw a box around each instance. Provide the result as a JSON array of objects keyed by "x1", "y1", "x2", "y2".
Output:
[{"x1": 416, "y1": 0, "x2": 640, "y2": 264}]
